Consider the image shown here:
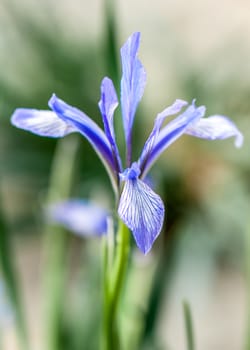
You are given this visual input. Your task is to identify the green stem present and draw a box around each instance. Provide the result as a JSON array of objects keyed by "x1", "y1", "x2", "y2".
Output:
[
  {"x1": 0, "y1": 193, "x2": 29, "y2": 350},
  {"x1": 183, "y1": 300, "x2": 195, "y2": 350},
  {"x1": 102, "y1": 220, "x2": 130, "y2": 350},
  {"x1": 42, "y1": 135, "x2": 79, "y2": 350}
]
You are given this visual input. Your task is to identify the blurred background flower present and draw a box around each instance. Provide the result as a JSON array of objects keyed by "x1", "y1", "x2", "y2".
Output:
[
  {"x1": 0, "y1": 0, "x2": 249, "y2": 349},
  {"x1": 47, "y1": 199, "x2": 109, "y2": 236}
]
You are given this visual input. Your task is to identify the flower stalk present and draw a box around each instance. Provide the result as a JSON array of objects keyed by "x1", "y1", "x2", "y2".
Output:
[{"x1": 102, "y1": 220, "x2": 130, "y2": 350}]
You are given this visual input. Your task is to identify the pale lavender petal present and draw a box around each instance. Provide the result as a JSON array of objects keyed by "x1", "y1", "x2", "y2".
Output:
[
  {"x1": 47, "y1": 199, "x2": 108, "y2": 236},
  {"x1": 11, "y1": 109, "x2": 77, "y2": 137},
  {"x1": 138, "y1": 99, "x2": 188, "y2": 171},
  {"x1": 98, "y1": 77, "x2": 122, "y2": 172},
  {"x1": 120, "y1": 32, "x2": 147, "y2": 162},
  {"x1": 185, "y1": 115, "x2": 243, "y2": 147},
  {"x1": 118, "y1": 171, "x2": 164, "y2": 254},
  {"x1": 141, "y1": 102, "x2": 206, "y2": 177},
  {"x1": 48, "y1": 94, "x2": 119, "y2": 187}
]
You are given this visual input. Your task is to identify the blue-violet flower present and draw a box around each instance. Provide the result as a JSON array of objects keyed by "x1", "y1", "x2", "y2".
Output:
[
  {"x1": 47, "y1": 199, "x2": 108, "y2": 236},
  {"x1": 11, "y1": 32, "x2": 243, "y2": 254}
]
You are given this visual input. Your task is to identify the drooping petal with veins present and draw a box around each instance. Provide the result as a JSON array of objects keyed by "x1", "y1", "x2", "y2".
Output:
[
  {"x1": 118, "y1": 169, "x2": 164, "y2": 254},
  {"x1": 98, "y1": 77, "x2": 122, "y2": 172},
  {"x1": 185, "y1": 115, "x2": 243, "y2": 147},
  {"x1": 11, "y1": 109, "x2": 77, "y2": 137},
  {"x1": 120, "y1": 32, "x2": 147, "y2": 160},
  {"x1": 140, "y1": 102, "x2": 206, "y2": 177}
]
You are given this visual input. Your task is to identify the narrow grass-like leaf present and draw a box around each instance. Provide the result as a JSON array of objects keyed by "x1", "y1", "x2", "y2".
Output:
[
  {"x1": 0, "y1": 196, "x2": 29, "y2": 350},
  {"x1": 183, "y1": 300, "x2": 195, "y2": 350},
  {"x1": 103, "y1": 0, "x2": 120, "y2": 89}
]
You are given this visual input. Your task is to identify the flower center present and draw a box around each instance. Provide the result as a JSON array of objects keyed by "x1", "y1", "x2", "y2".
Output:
[{"x1": 119, "y1": 162, "x2": 141, "y2": 181}]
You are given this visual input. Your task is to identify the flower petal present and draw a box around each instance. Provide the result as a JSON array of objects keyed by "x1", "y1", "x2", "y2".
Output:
[
  {"x1": 98, "y1": 77, "x2": 122, "y2": 172},
  {"x1": 118, "y1": 176, "x2": 164, "y2": 254},
  {"x1": 138, "y1": 99, "x2": 188, "y2": 172},
  {"x1": 47, "y1": 199, "x2": 108, "y2": 236},
  {"x1": 120, "y1": 32, "x2": 147, "y2": 161},
  {"x1": 11, "y1": 109, "x2": 77, "y2": 137},
  {"x1": 48, "y1": 94, "x2": 119, "y2": 188},
  {"x1": 141, "y1": 101, "x2": 206, "y2": 177},
  {"x1": 185, "y1": 115, "x2": 243, "y2": 147}
]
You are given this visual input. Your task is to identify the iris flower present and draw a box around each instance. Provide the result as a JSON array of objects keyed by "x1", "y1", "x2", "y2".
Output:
[{"x1": 11, "y1": 32, "x2": 243, "y2": 254}]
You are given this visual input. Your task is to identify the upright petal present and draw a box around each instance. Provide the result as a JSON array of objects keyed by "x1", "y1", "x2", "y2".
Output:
[
  {"x1": 48, "y1": 94, "x2": 119, "y2": 189},
  {"x1": 120, "y1": 32, "x2": 147, "y2": 162},
  {"x1": 185, "y1": 115, "x2": 243, "y2": 147},
  {"x1": 11, "y1": 109, "x2": 77, "y2": 137},
  {"x1": 138, "y1": 99, "x2": 188, "y2": 171},
  {"x1": 98, "y1": 77, "x2": 122, "y2": 172},
  {"x1": 118, "y1": 164, "x2": 164, "y2": 254},
  {"x1": 140, "y1": 101, "x2": 206, "y2": 177},
  {"x1": 47, "y1": 199, "x2": 108, "y2": 236}
]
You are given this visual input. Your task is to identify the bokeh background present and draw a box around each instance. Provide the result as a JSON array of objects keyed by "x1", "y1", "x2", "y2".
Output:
[{"x1": 0, "y1": 0, "x2": 249, "y2": 349}]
